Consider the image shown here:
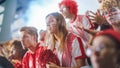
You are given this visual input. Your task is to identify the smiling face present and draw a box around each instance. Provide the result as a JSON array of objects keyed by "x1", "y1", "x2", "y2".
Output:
[
  {"x1": 90, "y1": 35, "x2": 117, "y2": 68},
  {"x1": 46, "y1": 15, "x2": 59, "y2": 34}
]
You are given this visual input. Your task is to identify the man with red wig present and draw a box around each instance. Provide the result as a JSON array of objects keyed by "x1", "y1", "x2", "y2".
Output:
[{"x1": 59, "y1": 0, "x2": 94, "y2": 44}]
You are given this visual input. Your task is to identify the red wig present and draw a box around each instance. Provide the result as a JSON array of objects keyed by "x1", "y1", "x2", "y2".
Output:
[{"x1": 59, "y1": 0, "x2": 78, "y2": 15}]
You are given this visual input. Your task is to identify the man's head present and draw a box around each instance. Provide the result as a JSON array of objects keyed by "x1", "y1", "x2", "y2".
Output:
[
  {"x1": 10, "y1": 40, "x2": 27, "y2": 60},
  {"x1": 59, "y1": 0, "x2": 78, "y2": 18},
  {"x1": 39, "y1": 30, "x2": 46, "y2": 41},
  {"x1": 88, "y1": 30, "x2": 120, "y2": 68},
  {"x1": 20, "y1": 26, "x2": 38, "y2": 49},
  {"x1": 100, "y1": 0, "x2": 120, "y2": 31},
  {"x1": 46, "y1": 12, "x2": 67, "y2": 34}
]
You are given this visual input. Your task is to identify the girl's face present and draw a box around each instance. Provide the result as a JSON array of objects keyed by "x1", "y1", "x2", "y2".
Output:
[
  {"x1": 46, "y1": 15, "x2": 58, "y2": 34},
  {"x1": 90, "y1": 36, "x2": 116, "y2": 68},
  {"x1": 104, "y1": 8, "x2": 120, "y2": 25}
]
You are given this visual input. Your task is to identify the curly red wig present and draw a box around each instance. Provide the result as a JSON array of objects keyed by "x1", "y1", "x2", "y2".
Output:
[{"x1": 59, "y1": 0, "x2": 78, "y2": 15}]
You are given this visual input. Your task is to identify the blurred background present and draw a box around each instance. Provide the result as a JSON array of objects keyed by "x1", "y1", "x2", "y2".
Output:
[{"x1": 0, "y1": 0, "x2": 99, "y2": 42}]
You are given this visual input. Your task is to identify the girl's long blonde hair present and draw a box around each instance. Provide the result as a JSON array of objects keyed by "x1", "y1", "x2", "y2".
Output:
[{"x1": 46, "y1": 12, "x2": 68, "y2": 52}]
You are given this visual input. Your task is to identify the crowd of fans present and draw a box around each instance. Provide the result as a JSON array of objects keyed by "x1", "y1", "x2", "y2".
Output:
[{"x1": 0, "y1": 0, "x2": 120, "y2": 68}]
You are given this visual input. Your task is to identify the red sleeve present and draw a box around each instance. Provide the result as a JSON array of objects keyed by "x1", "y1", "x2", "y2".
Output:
[{"x1": 14, "y1": 62, "x2": 22, "y2": 68}]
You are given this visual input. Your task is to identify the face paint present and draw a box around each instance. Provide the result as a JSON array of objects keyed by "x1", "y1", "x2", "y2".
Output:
[{"x1": 104, "y1": 7, "x2": 120, "y2": 25}]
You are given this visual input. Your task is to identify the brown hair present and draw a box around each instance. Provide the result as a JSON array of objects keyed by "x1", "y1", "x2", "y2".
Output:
[
  {"x1": 20, "y1": 26, "x2": 38, "y2": 42},
  {"x1": 46, "y1": 12, "x2": 68, "y2": 51},
  {"x1": 11, "y1": 40, "x2": 27, "y2": 58}
]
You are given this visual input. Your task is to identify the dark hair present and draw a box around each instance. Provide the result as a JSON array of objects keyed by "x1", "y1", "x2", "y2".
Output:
[
  {"x1": 102, "y1": 34, "x2": 120, "y2": 68},
  {"x1": 110, "y1": 35, "x2": 120, "y2": 68},
  {"x1": 102, "y1": 34, "x2": 120, "y2": 50},
  {"x1": 12, "y1": 40, "x2": 27, "y2": 58},
  {"x1": 0, "y1": 56, "x2": 14, "y2": 68}
]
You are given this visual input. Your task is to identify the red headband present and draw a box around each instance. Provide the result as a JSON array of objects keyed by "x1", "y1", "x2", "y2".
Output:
[{"x1": 96, "y1": 29, "x2": 120, "y2": 43}]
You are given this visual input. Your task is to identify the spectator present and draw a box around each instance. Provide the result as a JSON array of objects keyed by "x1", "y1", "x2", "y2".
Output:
[
  {"x1": 46, "y1": 12, "x2": 86, "y2": 68},
  {"x1": 59, "y1": 0, "x2": 93, "y2": 43},
  {"x1": 88, "y1": 30, "x2": 120, "y2": 68},
  {"x1": 39, "y1": 30, "x2": 47, "y2": 46},
  {"x1": 100, "y1": 0, "x2": 120, "y2": 32},
  {"x1": 19, "y1": 26, "x2": 45, "y2": 68},
  {"x1": 9, "y1": 40, "x2": 27, "y2": 68}
]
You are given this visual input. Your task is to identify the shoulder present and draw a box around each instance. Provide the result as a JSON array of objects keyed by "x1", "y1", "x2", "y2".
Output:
[
  {"x1": 37, "y1": 45, "x2": 45, "y2": 51},
  {"x1": 22, "y1": 51, "x2": 30, "y2": 59},
  {"x1": 67, "y1": 33, "x2": 83, "y2": 43},
  {"x1": 67, "y1": 32, "x2": 77, "y2": 39},
  {"x1": 75, "y1": 15, "x2": 85, "y2": 22},
  {"x1": 35, "y1": 46, "x2": 45, "y2": 56},
  {"x1": 0, "y1": 56, "x2": 9, "y2": 62},
  {"x1": 0, "y1": 56, "x2": 14, "y2": 68}
]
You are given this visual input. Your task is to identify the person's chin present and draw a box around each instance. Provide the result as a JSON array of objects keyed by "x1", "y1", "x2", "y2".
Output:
[{"x1": 23, "y1": 44, "x2": 28, "y2": 49}]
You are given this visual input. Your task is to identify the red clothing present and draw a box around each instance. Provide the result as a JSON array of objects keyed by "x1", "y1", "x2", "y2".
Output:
[
  {"x1": 14, "y1": 62, "x2": 22, "y2": 68},
  {"x1": 22, "y1": 43, "x2": 45, "y2": 68},
  {"x1": 67, "y1": 15, "x2": 93, "y2": 42},
  {"x1": 54, "y1": 33, "x2": 86, "y2": 67}
]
